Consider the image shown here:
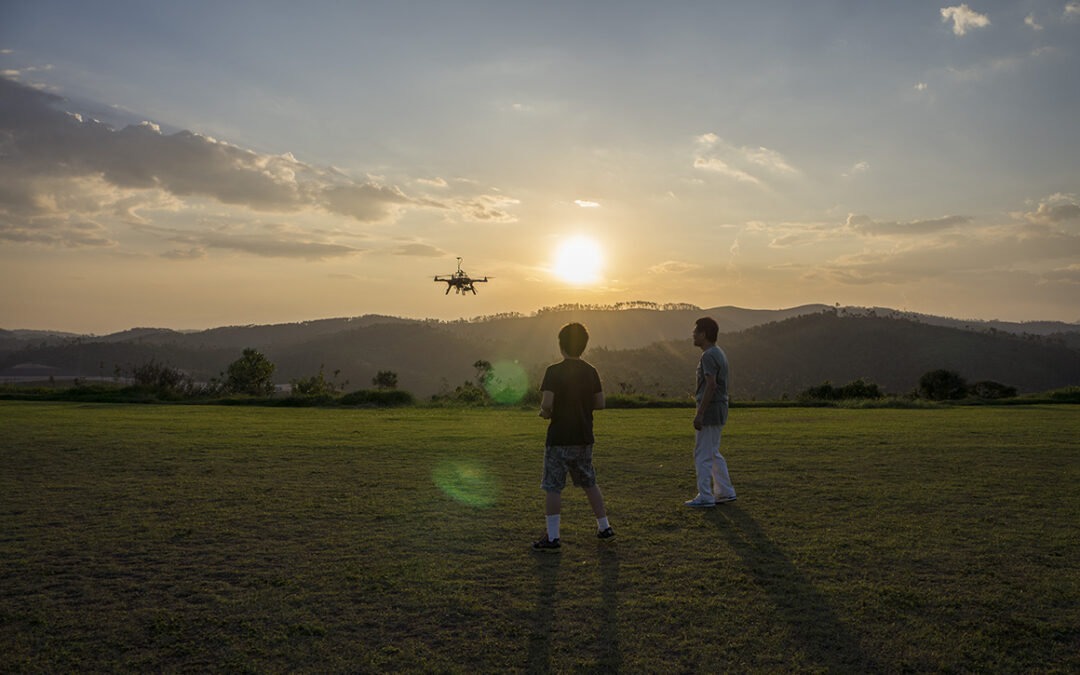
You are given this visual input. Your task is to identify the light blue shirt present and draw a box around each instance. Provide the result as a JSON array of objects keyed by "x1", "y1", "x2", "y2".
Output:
[{"x1": 695, "y1": 345, "x2": 729, "y2": 426}]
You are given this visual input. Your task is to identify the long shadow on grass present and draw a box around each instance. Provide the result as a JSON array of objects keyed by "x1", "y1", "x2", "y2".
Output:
[
  {"x1": 526, "y1": 549, "x2": 620, "y2": 673},
  {"x1": 707, "y1": 506, "x2": 879, "y2": 672},
  {"x1": 598, "y1": 548, "x2": 620, "y2": 671},
  {"x1": 526, "y1": 554, "x2": 561, "y2": 674}
]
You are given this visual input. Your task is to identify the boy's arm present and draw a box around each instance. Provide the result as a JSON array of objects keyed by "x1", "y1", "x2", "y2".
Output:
[
  {"x1": 593, "y1": 391, "x2": 605, "y2": 410},
  {"x1": 539, "y1": 390, "x2": 554, "y2": 419}
]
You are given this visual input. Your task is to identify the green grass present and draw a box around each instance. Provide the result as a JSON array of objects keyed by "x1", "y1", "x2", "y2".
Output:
[{"x1": 1, "y1": 402, "x2": 1078, "y2": 673}]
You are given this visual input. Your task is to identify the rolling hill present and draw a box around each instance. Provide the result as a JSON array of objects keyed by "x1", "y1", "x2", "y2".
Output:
[{"x1": 2, "y1": 306, "x2": 1078, "y2": 399}]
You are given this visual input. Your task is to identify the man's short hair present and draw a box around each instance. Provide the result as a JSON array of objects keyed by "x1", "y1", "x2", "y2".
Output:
[
  {"x1": 695, "y1": 317, "x2": 719, "y2": 343},
  {"x1": 558, "y1": 322, "x2": 589, "y2": 357}
]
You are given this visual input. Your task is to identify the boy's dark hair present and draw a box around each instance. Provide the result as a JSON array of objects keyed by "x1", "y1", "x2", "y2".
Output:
[
  {"x1": 558, "y1": 322, "x2": 589, "y2": 357},
  {"x1": 695, "y1": 316, "x2": 719, "y2": 343}
]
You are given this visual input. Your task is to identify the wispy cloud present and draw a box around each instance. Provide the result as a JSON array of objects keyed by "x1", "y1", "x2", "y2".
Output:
[
  {"x1": 693, "y1": 158, "x2": 761, "y2": 185},
  {"x1": 693, "y1": 133, "x2": 798, "y2": 186},
  {"x1": 138, "y1": 222, "x2": 366, "y2": 260},
  {"x1": 846, "y1": 213, "x2": 972, "y2": 236},
  {"x1": 842, "y1": 161, "x2": 870, "y2": 177},
  {"x1": 450, "y1": 194, "x2": 520, "y2": 222},
  {"x1": 1025, "y1": 14, "x2": 1043, "y2": 30},
  {"x1": 1066, "y1": 2, "x2": 1080, "y2": 20},
  {"x1": 390, "y1": 242, "x2": 444, "y2": 257},
  {"x1": 574, "y1": 200, "x2": 600, "y2": 208},
  {"x1": 648, "y1": 260, "x2": 701, "y2": 274},
  {"x1": 940, "y1": 4, "x2": 990, "y2": 36},
  {"x1": 417, "y1": 177, "x2": 448, "y2": 187}
]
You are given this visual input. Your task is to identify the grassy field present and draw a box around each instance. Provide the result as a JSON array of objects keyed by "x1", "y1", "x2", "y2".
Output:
[{"x1": 1, "y1": 402, "x2": 1078, "y2": 673}]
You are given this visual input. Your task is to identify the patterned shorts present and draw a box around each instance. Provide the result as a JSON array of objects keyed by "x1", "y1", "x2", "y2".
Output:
[{"x1": 541, "y1": 444, "x2": 597, "y2": 492}]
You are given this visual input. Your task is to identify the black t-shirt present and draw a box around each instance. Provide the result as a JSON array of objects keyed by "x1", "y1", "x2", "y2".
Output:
[{"x1": 540, "y1": 358, "x2": 603, "y2": 446}]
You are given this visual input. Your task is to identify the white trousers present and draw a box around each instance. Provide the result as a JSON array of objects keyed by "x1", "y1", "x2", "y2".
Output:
[{"x1": 694, "y1": 425, "x2": 734, "y2": 499}]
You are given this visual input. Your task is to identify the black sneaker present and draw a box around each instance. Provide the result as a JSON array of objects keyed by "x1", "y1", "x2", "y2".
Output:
[
  {"x1": 596, "y1": 527, "x2": 616, "y2": 543},
  {"x1": 532, "y1": 534, "x2": 561, "y2": 553}
]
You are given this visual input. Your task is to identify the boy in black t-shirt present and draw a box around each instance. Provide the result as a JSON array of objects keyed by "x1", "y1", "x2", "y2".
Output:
[{"x1": 533, "y1": 322, "x2": 615, "y2": 552}]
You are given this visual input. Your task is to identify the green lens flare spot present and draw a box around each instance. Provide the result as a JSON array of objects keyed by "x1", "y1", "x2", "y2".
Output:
[
  {"x1": 432, "y1": 460, "x2": 497, "y2": 507},
  {"x1": 484, "y1": 360, "x2": 529, "y2": 404}
]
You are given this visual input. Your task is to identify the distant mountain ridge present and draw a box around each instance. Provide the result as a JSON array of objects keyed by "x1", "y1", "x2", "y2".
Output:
[{"x1": 2, "y1": 304, "x2": 1078, "y2": 398}]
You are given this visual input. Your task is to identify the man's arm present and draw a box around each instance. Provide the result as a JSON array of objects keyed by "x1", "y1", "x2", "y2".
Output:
[
  {"x1": 694, "y1": 373, "x2": 716, "y2": 430},
  {"x1": 539, "y1": 390, "x2": 554, "y2": 419},
  {"x1": 593, "y1": 391, "x2": 605, "y2": 410}
]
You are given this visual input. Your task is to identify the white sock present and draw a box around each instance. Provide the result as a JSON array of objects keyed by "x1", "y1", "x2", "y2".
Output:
[
  {"x1": 546, "y1": 514, "x2": 560, "y2": 540},
  {"x1": 596, "y1": 516, "x2": 610, "y2": 531}
]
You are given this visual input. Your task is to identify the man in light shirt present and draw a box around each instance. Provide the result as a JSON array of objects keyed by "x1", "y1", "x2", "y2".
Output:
[{"x1": 685, "y1": 316, "x2": 736, "y2": 507}]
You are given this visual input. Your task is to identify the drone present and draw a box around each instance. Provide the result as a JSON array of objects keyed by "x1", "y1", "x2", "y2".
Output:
[{"x1": 434, "y1": 257, "x2": 489, "y2": 295}]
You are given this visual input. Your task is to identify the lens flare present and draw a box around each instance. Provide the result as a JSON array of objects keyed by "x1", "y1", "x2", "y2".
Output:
[
  {"x1": 483, "y1": 360, "x2": 529, "y2": 404},
  {"x1": 432, "y1": 459, "x2": 497, "y2": 507}
]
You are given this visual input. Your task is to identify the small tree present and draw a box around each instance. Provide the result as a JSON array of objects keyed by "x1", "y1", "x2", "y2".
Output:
[
  {"x1": 372, "y1": 370, "x2": 398, "y2": 391},
  {"x1": 473, "y1": 360, "x2": 492, "y2": 387},
  {"x1": 226, "y1": 348, "x2": 275, "y2": 396},
  {"x1": 918, "y1": 369, "x2": 968, "y2": 400}
]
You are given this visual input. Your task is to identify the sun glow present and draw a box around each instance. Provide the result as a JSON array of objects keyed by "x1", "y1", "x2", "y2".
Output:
[{"x1": 552, "y1": 236, "x2": 604, "y2": 285}]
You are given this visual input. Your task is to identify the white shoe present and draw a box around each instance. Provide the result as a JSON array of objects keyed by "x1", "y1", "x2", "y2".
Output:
[
  {"x1": 714, "y1": 494, "x2": 737, "y2": 503},
  {"x1": 684, "y1": 495, "x2": 716, "y2": 508}
]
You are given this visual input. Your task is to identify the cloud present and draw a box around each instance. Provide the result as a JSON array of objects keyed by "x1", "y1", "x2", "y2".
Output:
[
  {"x1": 693, "y1": 133, "x2": 798, "y2": 186},
  {"x1": 321, "y1": 184, "x2": 412, "y2": 222},
  {"x1": 1067, "y1": 2, "x2": 1080, "y2": 20},
  {"x1": 846, "y1": 213, "x2": 972, "y2": 236},
  {"x1": 693, "y1": 158, "x2": 762, "y2": 185},
  {"x1": 1043, "y1": 265, "x2": 1080, "y2": 284},
  {"x1": 648, "y1": 260, "x2": 701, "y2": 274},
  {"x1": 0, "y1": 76, "x2": 520, "y2": 258},
  {"x1": 0, "y1": 218, "x2": 115, "y2": 248},
  {"x1": 818, "y1": 228, "x2": 1080, "y2": 284},
  {"x1": 417, "y1": 177, "x2": 448, "y2": 187},
  {"x1": 914, "y1": 82, "x2": 928, "y2": 91},
  {"x1": 154, "y1": 223, "x2": 365, "y2": 260},
  {"x1": 842, "y1": 161, "x2": 870, "y2": 177},
  {"x1": 391, "y1": 243, "x2": 444, "y2": 257},
  {"x1": 574, "y1": 200, "x2": 600, "y2": 208},
  {"x1": 160, "y1": 247, "x2": 206, "y2": 260},
  {"x1": 941, "y1": 5, "x2": 991, "y2": 35},
  {"x1": 1020, "y1": 197, "x2": 1080, "y2": 225},
  {"x1": 1025, "y1": 14, "x2": 1043, "y2": 30},
  {"x1": 451, "y1": 194, "x2": 520, "y2": 222}
]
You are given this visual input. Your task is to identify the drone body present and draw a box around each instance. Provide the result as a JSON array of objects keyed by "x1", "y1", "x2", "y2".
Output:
[{"x1": 434, "y1": 257, "x2": 489, "y2": 295}]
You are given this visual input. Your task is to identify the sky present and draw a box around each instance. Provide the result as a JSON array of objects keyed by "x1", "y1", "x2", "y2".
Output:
[{"x1": 1, "y1": 0, "x2": 1079, "y2": 334}]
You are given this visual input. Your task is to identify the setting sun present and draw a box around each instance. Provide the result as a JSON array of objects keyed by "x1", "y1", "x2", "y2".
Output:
[{"x1": 552, "y1": 236, "x2": 604, "y2": 285}]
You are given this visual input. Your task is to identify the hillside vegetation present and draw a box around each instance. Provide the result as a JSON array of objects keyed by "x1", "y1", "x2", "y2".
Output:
[{"x1": 2, "y1": 307, "x2": 1078, "y2": 399}]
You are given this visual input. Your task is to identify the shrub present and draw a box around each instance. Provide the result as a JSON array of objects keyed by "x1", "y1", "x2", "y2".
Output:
[
  {"x1": 430, "y1": 381, "x2": 488, "y2": 405},
  {"x1": 130, "y1": 359, "x2": 193, "y2": 396},
  {"x1": 969, "y1": 380, "x2": 1017, "y2": 400},
  {"x1": 339, "y1": 389, "x2": 413, "y2": 407},
  {"x1": 918, "y1": 369, "x2": 968, "y2": 400},
  {"x1": 799, "y1": 379, "x2": 884, "y2": 401},
  {"x1": 292, "y1": 365, "x2": 345, "y2": 396}
]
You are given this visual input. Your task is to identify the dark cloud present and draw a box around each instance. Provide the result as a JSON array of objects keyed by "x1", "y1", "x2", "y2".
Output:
[{"x1": 0, "y1": 77, "x2": 432, "y2": 226}]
